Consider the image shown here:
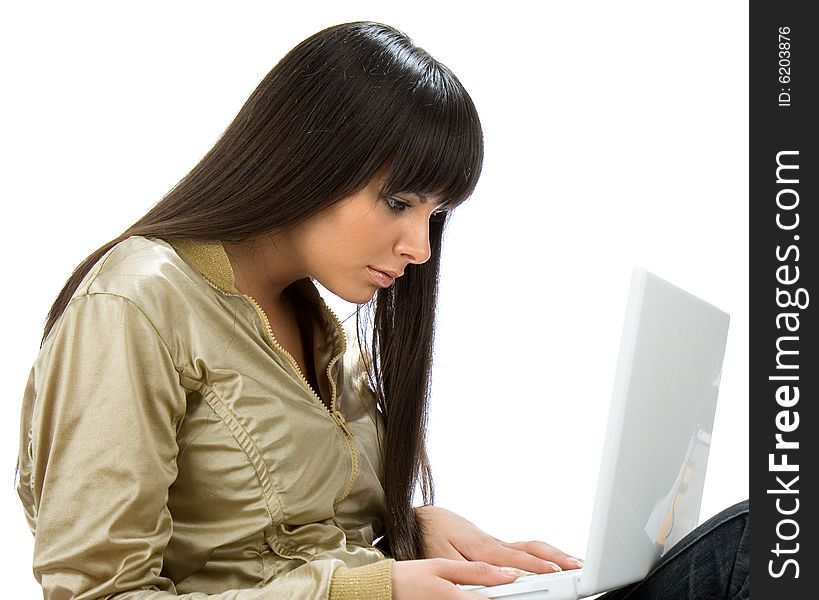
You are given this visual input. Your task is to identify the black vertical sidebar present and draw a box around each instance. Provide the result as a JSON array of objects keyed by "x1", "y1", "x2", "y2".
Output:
[{"x1": 750, "y1": 2, "x2": 817, "y2": 596}]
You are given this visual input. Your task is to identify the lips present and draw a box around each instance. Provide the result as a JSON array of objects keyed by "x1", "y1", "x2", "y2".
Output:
[
  {"x1": 367, "y1": 266, "x2": 401, "y2": 288},
  {"x1": 375, "y1": 267, "x2": 402, "y2": 278}
]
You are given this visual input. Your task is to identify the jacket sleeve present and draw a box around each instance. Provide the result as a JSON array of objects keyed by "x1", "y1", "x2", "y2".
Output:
[{"x1": 24, "y1": 292, "x2": 393, "y2": 600}]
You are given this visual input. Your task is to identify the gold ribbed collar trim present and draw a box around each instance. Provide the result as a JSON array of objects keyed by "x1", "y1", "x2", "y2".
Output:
[
  {"x1": 167, "y1": 237, "x2": 325, "y2": 305},
  {"x1": 169, "y1": 238, "x2": 239, "y2": 294}
]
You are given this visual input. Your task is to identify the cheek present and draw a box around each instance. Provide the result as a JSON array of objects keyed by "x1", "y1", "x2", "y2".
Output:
[{"x1": 342, "y1": 215, "x2": 396, "y2": 254}]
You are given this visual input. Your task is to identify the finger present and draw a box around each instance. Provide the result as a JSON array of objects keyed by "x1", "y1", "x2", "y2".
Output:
[
  {"x1": 480, "y1": 545, "x2": 563, "y2": 574},
  {"x1": 454, "y1": 539, "x2": 562, "y2": 574},
  {"x1": 502, "y1": 541, "x2": 584, "y2": 570},
  {"x1": 434, "y1": 558, "x2": 526, "y2": 586},
  {"x1": 449, "y1": 584, "x2": 496, "y2": 600}
]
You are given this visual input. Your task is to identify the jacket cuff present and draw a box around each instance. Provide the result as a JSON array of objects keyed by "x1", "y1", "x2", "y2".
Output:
[{"x1": 329, "y1": 558, "x2": 394, "y2": 600}]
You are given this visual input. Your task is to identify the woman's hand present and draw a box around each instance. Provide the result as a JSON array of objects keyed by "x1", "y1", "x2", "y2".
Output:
[
  {"x1": 415, "y1": 505, "x2": 583, "y2": 575},
  {"x1": 391, "y1": 558, "x2": 525, "y2": 599}
]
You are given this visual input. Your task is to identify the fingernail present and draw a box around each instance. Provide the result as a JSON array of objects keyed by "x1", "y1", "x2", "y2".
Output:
[
  {"x1": 545, "y1": 561, "x2": 562, "y2": 572},
  {"x1": 499, "y1": 567, "x2": 527, "y2": 577},
  {"x1": 569, "y1": 558, "x2": 584, "y2": 568}
]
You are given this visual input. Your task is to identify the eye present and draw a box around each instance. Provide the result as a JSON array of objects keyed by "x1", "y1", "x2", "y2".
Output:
[{"x1": 382, "y1": 195, "x2": 412, "y2": 214}]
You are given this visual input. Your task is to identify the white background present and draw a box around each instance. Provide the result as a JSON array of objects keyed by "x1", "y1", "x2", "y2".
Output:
[{"x1": 0, "y1": 1, "x2": 748, "y2": 595}]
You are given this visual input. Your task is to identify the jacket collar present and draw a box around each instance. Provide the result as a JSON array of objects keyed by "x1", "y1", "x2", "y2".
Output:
[
  {"x1": 167, "y1": 236, "x2": 344, "y2": 343},
  {"x1": 169, "y1": 238, "x2": 239, "y2": 294}
]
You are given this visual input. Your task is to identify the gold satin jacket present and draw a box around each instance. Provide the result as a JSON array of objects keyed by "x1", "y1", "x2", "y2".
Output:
[{"x1": 17, "y1": 236, "x2": 394, "y2": 599}]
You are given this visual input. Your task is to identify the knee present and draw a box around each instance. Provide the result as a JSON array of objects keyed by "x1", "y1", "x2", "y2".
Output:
[
  {"x1": 728, "y1": 499, "x2": 749, "y2": 518},
  {"x1": 713, "y1": 499, "x2": 748, "y2": 521},
  {"x1": 719, "y1": 499, "x2": 750, "y2": 550},
  {"x1": 695, "y1": 499, "x2": 749, "y2": 544}
]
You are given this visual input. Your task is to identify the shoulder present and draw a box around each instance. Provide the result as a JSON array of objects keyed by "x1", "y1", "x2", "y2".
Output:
[
  {"x1": 80, "y1": 236, "x2": 202, "y2": 300},
  {"x1": 56, "y1": 236, "x2": 221, "y2": 347}
]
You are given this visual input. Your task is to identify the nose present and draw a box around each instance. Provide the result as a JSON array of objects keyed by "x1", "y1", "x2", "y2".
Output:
[{"x1": 395, "y1": 217, "x2": 432, "y2": 265}]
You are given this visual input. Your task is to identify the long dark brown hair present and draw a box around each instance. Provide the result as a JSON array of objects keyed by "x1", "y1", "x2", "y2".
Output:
[{"x1": 43, "y1": 21, "x2": 483, "y2": 561}]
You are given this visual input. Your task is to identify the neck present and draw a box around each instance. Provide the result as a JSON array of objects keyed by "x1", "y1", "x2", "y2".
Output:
[{"x1": 222, "y1": 233, "x2": 308, "y2": 305}]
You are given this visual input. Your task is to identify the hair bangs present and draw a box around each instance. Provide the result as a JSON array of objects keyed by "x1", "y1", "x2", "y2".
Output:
[{"x1": 380, "y1": 64, "x2": 483, "y2": 211}]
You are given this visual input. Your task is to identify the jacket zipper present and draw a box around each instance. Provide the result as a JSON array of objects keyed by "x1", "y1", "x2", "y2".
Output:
[
  {"x1": 242, "y1": 292, "x2": 360, "y2": 503},
  {"x1": 243, "y1": 294, "x2": 323, "y2": 400}
]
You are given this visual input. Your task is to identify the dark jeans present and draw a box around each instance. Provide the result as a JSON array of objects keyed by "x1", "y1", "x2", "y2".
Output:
[{"x1": 599, "y1": 500, "x2": 749, "y2": 600}]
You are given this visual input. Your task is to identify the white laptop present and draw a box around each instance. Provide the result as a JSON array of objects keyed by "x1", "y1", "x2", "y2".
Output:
[{"x1": 463, "y1": 268, "x2": 730, "y2": 600}]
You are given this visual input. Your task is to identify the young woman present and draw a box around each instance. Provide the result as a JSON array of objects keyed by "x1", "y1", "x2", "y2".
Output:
[{"x1": 17, "y1": 21, "x2": 748, "y2": 599}]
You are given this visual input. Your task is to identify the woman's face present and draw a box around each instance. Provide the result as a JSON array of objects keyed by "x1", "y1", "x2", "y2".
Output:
[{"x1": 292, "y1": 176, "x2": 441, "y2": 304}]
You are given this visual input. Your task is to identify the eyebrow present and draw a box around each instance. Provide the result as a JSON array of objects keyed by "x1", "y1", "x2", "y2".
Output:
[
  {"x1": 395, "y1": 192, "x2": 435, "y2": 204},
  {"x1": 393, "y1": 191, "x2": 446, "y2": 212}
]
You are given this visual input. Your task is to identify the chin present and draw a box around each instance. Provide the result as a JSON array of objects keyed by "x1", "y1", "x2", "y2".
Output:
[
  {"x1": 331, "y1": 286, "x2": 378, "y2": 305},
  {"x1": 351, "y1": 289, "x2": 379, "y2": 304}
]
